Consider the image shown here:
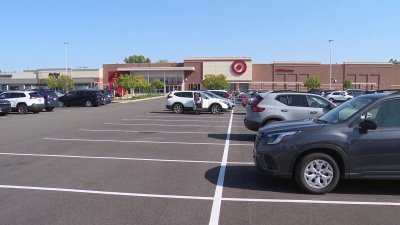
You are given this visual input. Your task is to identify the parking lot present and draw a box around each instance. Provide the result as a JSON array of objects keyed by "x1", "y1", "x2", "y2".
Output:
[{"x1": 1, "y1": 98, "x2": 400, "y2": 225}]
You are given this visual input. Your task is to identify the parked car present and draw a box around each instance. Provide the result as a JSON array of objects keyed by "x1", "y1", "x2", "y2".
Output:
[
  {"x1": 96, "y1": 90, "x2": 107, "y2": 105},
  {"x1": 253, "y1": 92, "x2": 400, "y2": 194},
  {"x1": 204, "y1": 91, "x2": 235, "y2": 109},
  {"x1": 166, "y1": 91, "x2": 229, "y2": 114},
  {"x1": 33, "y1": 89, "x2": 59, "y2": 111},
  {"x1": 244, "y1": 91, "x2": 335, "y2": 131},
  {"x1": 59, "y1": 90, "x2": 102, "y2": 107},
  {"x1": 324, "y1": 91, "x2": 353, "y2": 102},
  {"x1": 208, "y1": 90, "x2": 234, "y2": 100},
  {"x1": 0, "y1": 91, "x2": 45, "y2": 114},
  {"x1": 346, "y1": 89, "x2": 365, "y2": 97},
  {"x1": 100, "y1": 89, "x2": 114, "y2": 103},
  {"x1": 0, "y1": 99, "x2": 11, "y2": 115}
]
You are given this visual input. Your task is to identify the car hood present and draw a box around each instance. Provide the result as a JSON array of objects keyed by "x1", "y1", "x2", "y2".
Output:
[{"x1": 259, "y1": 119, "x2": 325, "y2": 134}]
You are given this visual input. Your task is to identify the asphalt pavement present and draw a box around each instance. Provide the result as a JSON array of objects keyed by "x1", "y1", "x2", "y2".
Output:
[{"x1": 0, "y1": 99, "x2": 399, "y2": 225}]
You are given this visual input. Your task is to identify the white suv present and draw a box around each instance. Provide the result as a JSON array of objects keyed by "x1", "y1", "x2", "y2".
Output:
[
  {"x1": 325, "y1": 91, "x2": 353, "y2": 102},
  {"x1": 166, "y1": 91, "x2": 229, "y2": 114},
  {"x1": 0, "y1": 91, "x2": 45, "y2": 114}
]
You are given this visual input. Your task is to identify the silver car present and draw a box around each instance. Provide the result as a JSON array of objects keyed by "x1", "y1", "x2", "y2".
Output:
[{"x1": 244, "y1": 91, "x2": 336, "y2": 131}]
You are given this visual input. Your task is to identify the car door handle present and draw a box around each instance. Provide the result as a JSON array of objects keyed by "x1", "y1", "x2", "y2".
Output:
[
  {"x1": 281, "y1": 109, "x2": 288, "y2": 112},
  {"x1": 310, "y1": 111, "x2": 318, "y2": 114}
]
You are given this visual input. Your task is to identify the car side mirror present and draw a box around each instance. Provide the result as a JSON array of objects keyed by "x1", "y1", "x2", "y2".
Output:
[{"x1": 359, "y1": 119, "x2": 377, "y2": 133}]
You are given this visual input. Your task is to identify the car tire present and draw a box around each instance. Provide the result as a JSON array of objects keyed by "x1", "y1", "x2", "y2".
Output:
[
  {"x1": 210, "y1": 104, "x2": 222, "y2": 114},
  {"x1": 46, "y1": 107, "x2": 54, "y2": 112},
  {"x1": 17, "y1": 104, "x2": 28, "y2": 114},
  {"x1": 262, "y1": 119, "x2": 279, "y2": 127},
  {"x1": 295, "y1": 153, "x2": 340, "y2": 194},
  {"x1": 328, "y1": 98, "x2": 334, "y2": 102},
  {"x1": 85, "y1": 100, "x2": 93, "y2": 107},
  {"x1": 173, "y1": 103, "x2": 184, "y2": 114},
  {"x1": 33, "y1": 111, "x2": 40, "y2": 114}
]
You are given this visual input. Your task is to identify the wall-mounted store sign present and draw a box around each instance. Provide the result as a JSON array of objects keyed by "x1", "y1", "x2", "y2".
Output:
[
  {"x1": 275, "y1": 69, "x2": 294, "y2": 73},
  {"x1": 0, "y1": 74, "x2": 12, "y2": 78},
  {"x1": 231, "y1": 60, "x2": 247, "y2": 76}
]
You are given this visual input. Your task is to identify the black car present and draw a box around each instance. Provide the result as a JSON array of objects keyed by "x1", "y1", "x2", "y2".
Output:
[
  {"x1": 253, "y1": 92, "x2": 400, "y2": 194},
  {"x1": 59, "y1": 90, "x2": 102, "y2": 107},
  {"x1": 100, "y1": 89, "x2": 114, "y2": 103},
  {"x1": 33, "y1": 89, "x2": 59, "y2": 111},
  {"x1": 0, "y1": 99, "x2": 11, "y2": 115}
]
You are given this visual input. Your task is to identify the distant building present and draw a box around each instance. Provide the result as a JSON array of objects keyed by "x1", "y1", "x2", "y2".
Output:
[
  {"x1": 103, "y1": 57, "x2": 400, "y2": 93},
  {"x1": 0, "y1": 68, "x2": 103, "y2": 91}
]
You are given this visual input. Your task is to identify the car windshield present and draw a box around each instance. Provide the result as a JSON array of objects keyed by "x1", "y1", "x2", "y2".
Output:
[
  {"x1": 318, "y1": 96, "x2": 375, "y2": 124},
  {"x1": 204, "y1": 91, "x2": 222, "y2": 99}
]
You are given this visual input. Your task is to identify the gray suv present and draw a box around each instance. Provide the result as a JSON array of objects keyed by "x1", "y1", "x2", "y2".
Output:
[
  {"x1": 253, "y1": 92, "x2": 400, "y2": 194},
  {"x1": 244, "y1": 91, "x2": 335, "y2": 131}
]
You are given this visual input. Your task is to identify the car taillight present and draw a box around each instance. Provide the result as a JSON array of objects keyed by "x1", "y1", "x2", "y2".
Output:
[
  {"x1": 251, "y1": 97, "x2": 265, "y2": 112},
  {"x1": 167, "y1": 94, "x2": 173, "y2": 99}
]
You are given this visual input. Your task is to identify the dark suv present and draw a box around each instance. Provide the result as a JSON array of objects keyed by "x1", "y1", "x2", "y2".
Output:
[
  {"x1": 59, "y1": 90, "x2": 102, "y2": 107},
  {"x1": 34, "y1": 89, "x2": 59, "y2": 111},
  {"x1": 253, "y1": 92, "x2": 400, "y2": 194}
]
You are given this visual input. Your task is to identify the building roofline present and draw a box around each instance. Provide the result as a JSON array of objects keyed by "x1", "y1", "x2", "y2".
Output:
[
  {"x1": 184, "y1": 57, "x2": 252, "y2": 61},
  {"x1": 343, "y1": 62, "x2": 393, "y2": 65},
  {"x1": 273, "y1": 61, "x2": 321, "y2": 65},
  {"x1": 117, "y1": 67, "x2": 195, "y2": 72}
]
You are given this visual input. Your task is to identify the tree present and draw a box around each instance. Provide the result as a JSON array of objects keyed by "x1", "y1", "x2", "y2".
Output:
[
  {"x1": 117, "y1": 74, "x2": 133, "y2": 98},
  {"x1": 58, "y1": 74, "x2": 75, "y2": 92},
  {"x1": 389, "y1": 59, "x2": 400, "y2": 64},
  {"x1": 343, "y1": 79, "x2": 353, "y2": 90},
  {"x1": 303, "y1": 76, "x2": 321, "y2": 89},
  {"x1": 150, "y1": 79, "x2": 164, "y2": 92},
  {"x1": 47, "y1": 74, "x2": 74, "y2": 92},
  {"x1": 130, "y1": 76, "x2": 148, "y2": 96},
  {"x1": 155, "y1": 59, "x2": 169, "y2": 63},
  {"x1": 202, "y1": 74, "x2": 229, "y2": 90},
  {"x1": 47, "y1": 76, "x2": 59, "y2": 89},
  {"x1": 124, "y1": 55, "x2": 151, "y2": 63}
]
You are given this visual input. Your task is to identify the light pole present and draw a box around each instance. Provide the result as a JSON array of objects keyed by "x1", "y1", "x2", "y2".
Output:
[
  {"x1": 64, "y1": 42, "x2": 69, "y2": 75},
  {"x1": 329, "y1": 40, "x2": 334, "y2": 90}
]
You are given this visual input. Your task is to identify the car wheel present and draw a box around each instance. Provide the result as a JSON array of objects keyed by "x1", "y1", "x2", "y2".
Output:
[
  {"x1": 173, "y1": 103, "x2": 184, "y2": 114},
  {"x1": 262, "y1": 119, "x2": 279, "y2": 127},
  {"x1": 85, "y1": 100, "x2": 93, "y2": 107},
  {"x1": 210, "y1": 104, "x2": 222, "y2": 114},
  {"x1": 46, "y1": 107, "x2": 54, "y2": 112},
  {"x1": 328, "y1": 98, "x2": 334, "y2": 102},
  {"x1": 295, "y1": 153, "x2": 340, "y2": 194},
  {"x1": 59, "y1": 101, "x2": 64, "y2": 107},
  {"x1": 17, "y1": 104, "x2": 28, "y2": 114}
]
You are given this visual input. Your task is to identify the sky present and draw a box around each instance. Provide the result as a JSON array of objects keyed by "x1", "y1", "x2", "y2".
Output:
[{"x1": 1, "y1": 0, "x2": 399, "y2": 72}]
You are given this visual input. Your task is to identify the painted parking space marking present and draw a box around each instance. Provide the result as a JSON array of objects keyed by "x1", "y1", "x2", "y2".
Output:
[
  {"x1": 209, "y1": 109, "x2": 234, "y2": 225},
  {"x1": 0, "y1": 152, "x2": 253, "y2": 165},
  {"x1": 79, "y1": 128, "x2": 212, "y2": 134},
  {"x1": 104, "y1": 122, "x2": 242, "y2": 128},
  {"x1": 0, "y1": 185, "x2": 213, "y2": 201},
  {"x1": 43, "y1": 137, "x2": 253, "y2": 146},
  {"x1": 122, "y1": 118, "x2": 243, "y2": 123},
  {"x1": 1, "y1": 184, "x2": 399, "y2": 207}
]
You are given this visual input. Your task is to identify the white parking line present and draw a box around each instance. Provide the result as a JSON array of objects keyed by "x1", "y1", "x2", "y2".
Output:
[
  {"x1": 222, "y1": 197, "x2": 400, "y2": 206},
  {"x1": 43, "y1": 137, "x2": 253, "y2": 146},
  {"x1": 122, "y1": 119, "x2": 242, "y2": 123},
  {"x1": 209, "y1": 109, "x2": 234, "y2": 225},
  {"x1": 104, "y1": 123, "x2": 242, "y2": 128},
  {"x1": 79, "y1": 128, "x2": 212, "y2": 134},
  {"x1": 43, "y1": 137, "x2": 225, "y2": 146},
  {"x1": 0, "y1": 152, "x2": 253, "y2": 165},
  {"x1": 0, "y1": 185, "x2": 213, "y2": 201},
  {"x1": 1, "y1": 184, "x2": 398, "y2": 207}
]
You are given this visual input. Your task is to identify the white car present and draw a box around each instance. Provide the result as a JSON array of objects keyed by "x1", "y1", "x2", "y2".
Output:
[
  {"x1": 166, "y1": 91, "x2": 229, "y2": 114},
  {"x1": 0, "y1": 91, "x2": 45, "y2": 114},
  {"x1": 325, "y1": 91, "x2": 353, "y2": 102}
]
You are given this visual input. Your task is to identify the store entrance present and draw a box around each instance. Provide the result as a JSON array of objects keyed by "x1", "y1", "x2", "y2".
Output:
[{"x1": 166, "y1": 85, "x2": 182, "y2": 93}]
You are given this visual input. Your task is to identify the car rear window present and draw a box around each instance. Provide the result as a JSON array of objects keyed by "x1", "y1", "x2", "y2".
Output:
[
  {"x1": 29, "y1": 92, "x2": 42, "y2": 98},
  {"x1": 175, "y1": 92, "x2": 193, "y2": 98}
]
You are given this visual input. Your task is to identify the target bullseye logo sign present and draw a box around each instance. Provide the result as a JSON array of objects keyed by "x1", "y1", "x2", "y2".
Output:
[{"x1": 231, "y1": 60, "x2": 247, "y2": 76}]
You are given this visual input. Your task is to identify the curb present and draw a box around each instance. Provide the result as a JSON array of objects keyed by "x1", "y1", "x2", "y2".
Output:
[{"x1": 113, "y1": 95, "x2": 166, "y2": 104}]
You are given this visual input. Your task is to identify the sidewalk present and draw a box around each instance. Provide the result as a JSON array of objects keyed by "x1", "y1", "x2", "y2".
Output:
[{"x1": 113, "y1": 95, "x2": 166, "y2": 104}]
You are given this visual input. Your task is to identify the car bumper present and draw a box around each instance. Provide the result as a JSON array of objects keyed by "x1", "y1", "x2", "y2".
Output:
[
  {"x1": 46, "y1": 100, "x2": 60, "y2": 108},
  {"x1": 28, "y1": 103, "x2": 45, "y2": 112},
  {"x1": 253, "y1": 145, "x2": 295, "y2": 179},
  {"x1": 0, "y1": 106, "x2": 11, "y2": 113},
  {"x1": 244, "y1": 118, "x2": 261, "y2": 131}
]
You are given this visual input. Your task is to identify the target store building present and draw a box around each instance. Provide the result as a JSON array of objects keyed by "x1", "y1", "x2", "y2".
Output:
[{"x1": 103, "y1": 57, "x2": 400, "y2": 93}]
